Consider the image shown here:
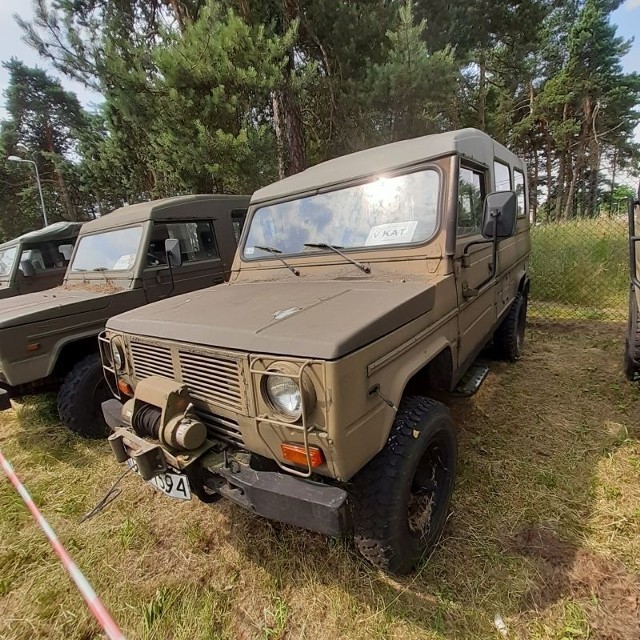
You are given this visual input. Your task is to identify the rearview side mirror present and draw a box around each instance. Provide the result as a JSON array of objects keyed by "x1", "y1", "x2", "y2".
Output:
[
  {"x1": 165, "y1": 238, "x2": 182, "y2": 267},
  {"x1": 20, "y1": 259, "x2": 35, "y2": 277},
  {"x1": 481, "y1": 191, "x2": 518, "y2": 240}
]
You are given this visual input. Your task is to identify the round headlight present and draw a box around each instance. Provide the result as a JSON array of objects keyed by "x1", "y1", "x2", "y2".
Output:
[
  {"x1": 112, "y1": 341, "x2": 125, "y2": 371},
  {"x1": 265, "y1": 375, "x2": 302, "y2": 420},
  {"x1": 262, "y1": 362, "x2": 317, "y2": 422}
]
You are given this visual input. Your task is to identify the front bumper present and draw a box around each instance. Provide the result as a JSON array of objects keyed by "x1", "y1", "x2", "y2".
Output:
[{"x1": 104, "y1": 399, "x2": 350, "y2": 538}]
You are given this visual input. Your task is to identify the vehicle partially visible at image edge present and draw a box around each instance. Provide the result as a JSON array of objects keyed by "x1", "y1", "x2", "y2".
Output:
[{"x1": 0, "y1": 195, "x2": 249, "y2": 437}]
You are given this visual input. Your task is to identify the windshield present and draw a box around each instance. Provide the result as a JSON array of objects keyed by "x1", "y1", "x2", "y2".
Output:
[
  {"x1": 70, "y1": 226, "x2": 143, "y2": 272},
  {"x1": 243, "y1": 169, "x2": 440, "y2": 259},
  {"x1": 0, "y1": 246, "x2": 17, "y2": 279}
]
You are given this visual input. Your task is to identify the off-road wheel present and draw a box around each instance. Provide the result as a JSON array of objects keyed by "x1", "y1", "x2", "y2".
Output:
[
  {"x1": 350, "y1": 396, "x2": 457, "y2": 575},
  {"x1": 57, "y1": 353, "x2": 113, "y2": 438},
  {"x1": 494, "y1": 291, "x2": 527, "y2": 361},
  {"x1": 625, "y1": 287, "x2": 640, "y2": 380}
]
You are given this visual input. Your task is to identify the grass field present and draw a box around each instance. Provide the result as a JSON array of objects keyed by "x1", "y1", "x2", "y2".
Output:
[
  {"x1": 529, "y1": 217, "x2": 628, "y2": 322},
  {"x1": 1, "y1": 321, "x2": 640, "y2": 640}
]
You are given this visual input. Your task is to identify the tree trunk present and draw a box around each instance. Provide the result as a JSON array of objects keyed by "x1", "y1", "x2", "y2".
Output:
[
  {"x1": 564, "y1": 126, "x2": 587, "y2": 222},
  {"x1": 544, "y1": 131, "x2": 553, "y2": 218},
  {"x1": 531, "y1": 148, "x2": 539, "y2": 224},
  {"x1": 555, "y1": 150, "x2": 565, "y2": 221},
  {"x1": 478, "y1": 50, "x2": 486, "y2": 130},
  {"x1": 272, "y1": 81, "x2": 306, "y2": 178},
  {"x1": 44, "y1": 123, "x2": 75, "y2": 220},
  {"x1": 609, "y1": 149, "x2": 618, "y2": 215},
  {"x1": 167, "y1": 0, "x2": 187, "y2": 32}
]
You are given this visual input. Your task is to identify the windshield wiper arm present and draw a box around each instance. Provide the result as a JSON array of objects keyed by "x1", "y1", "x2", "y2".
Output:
[
  {"x1": 254, "y1": 246, "x2": 300, "y2": 276},
  {"x1": 303, "y1": 243, "x2": 371, "y2": 274}
]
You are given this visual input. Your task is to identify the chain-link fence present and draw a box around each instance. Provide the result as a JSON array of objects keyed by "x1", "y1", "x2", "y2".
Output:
[{"x1": 529, "y1": 215, "x2": 628, "y2": 322}]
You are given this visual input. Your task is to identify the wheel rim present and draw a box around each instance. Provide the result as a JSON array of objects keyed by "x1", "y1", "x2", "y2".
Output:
[{"x1": 407, "y1": 434, "x2": 453, "y2": 539}]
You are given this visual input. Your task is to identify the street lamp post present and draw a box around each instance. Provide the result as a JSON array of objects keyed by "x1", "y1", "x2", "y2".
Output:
[{"x1": 7, "y1": 155, "x2": 49, "y2": 227}]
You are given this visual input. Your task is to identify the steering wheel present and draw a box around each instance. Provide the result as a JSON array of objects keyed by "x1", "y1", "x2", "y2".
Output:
[{"x1": 146, "y1": 253, "x2": 162, "y2": 267}]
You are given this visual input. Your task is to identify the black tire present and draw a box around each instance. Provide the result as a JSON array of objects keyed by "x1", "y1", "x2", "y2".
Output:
[
  {"x1": 350, "y1": 396, "x2": 457, "y2": 575},
  {"x1": 494, "y1": 291, "x2": 527, "y2": 361},
  {"x1": 57, "y1": 353, "x2": 113, "y2": 438},
  {"x1": 625, "y1": 287, "x2": 640, "y2": 380}
]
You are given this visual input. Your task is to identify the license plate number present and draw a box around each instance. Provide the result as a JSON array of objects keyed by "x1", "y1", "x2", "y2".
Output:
[{"x1": 127, "y1": 460, "x2": 192, "y2": 500}]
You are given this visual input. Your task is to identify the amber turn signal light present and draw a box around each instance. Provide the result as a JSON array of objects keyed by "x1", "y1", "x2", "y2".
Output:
[
  {"x1": 26, "y1": 343, "x2": 40, "y2": 352},
  {"x1": 117, "y1": 379, "x2": 133, "y2": 396},
  {"x1": 281, "y1": 442, "x2": 324, "y2": 468}
]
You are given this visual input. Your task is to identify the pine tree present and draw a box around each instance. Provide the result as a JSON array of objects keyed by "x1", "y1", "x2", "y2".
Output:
[{"x1": 366, "y1": 1, "x2": 458, "y2": 142}]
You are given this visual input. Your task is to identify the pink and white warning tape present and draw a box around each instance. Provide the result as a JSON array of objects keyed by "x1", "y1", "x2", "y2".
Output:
[{"x1": 0, "y1": 448, "x2": 126, "y2": 640}]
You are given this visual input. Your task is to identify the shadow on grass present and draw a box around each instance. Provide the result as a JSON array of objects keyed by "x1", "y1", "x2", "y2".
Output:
[
  {"x1": 11, "y1": 392, "x2": 108, "y2": 466},
  {"x1": 219, "y1": 320, "x2": 638, "y2": 637}
]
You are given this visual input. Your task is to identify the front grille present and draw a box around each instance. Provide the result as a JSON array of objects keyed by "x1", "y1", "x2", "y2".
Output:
[
  {"x1": 178, "y1": 350, "x2": 243, "y2": 412},
  {"x1": 130, "y1": 341, "x2": 173, "y2": 379},
  {"x1": 196, "y1": 407, "x2": 244, "y2": 446},
  {"x1": 129, "y1": 338, "x2": 246, "y2": 415}
]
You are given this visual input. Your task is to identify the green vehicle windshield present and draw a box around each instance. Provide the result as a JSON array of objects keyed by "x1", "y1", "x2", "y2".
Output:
[
  {"x1": 0, "y1": 246, "x2": 18, "y2": 280},
  {"x1": 70, "y1": 227, "x2": 143, "y2": 272}
]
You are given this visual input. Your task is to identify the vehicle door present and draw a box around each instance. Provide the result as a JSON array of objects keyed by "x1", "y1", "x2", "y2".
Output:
[
  {"x1": 15, "y1": 240, "x2": 71, "y2": 294},
  {"x1": 142, "y1": 219, "x2": 226, "y2": 302},
  {"x1": 454, "y1": 161, "x2": 497, "y2": 366},
  {"x1": 494, "y1": 164, "x2": 528, "y2": 320}
]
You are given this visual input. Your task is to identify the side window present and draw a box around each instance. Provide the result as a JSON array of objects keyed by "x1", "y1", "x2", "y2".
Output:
[
  {"x1": 146, "y1": 221, "x2": 218, "y2": 268},
  {"x1": 20, "y1": 241, "x2": 70, "y2": 273},
  {"x1": 494, "y1": 161, "x2": 511, "y2": 191},
  {"x1": 457, "y1": 166, "x2": 486, "y2": 236},
  {"x1": 514, "y1": 169, "x2": 526, "y2": 218},
  {"x1": 231, "y1": 209, "x2": 247, "y2": 243}
]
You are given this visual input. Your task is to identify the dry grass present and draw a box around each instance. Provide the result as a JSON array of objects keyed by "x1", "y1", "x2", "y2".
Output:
[{"x1": 1, "y1": 321, "x2": 640, "y2": 639}]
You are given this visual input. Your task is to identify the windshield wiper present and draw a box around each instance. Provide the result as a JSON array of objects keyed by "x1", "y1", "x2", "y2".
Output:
[
  {"x1": 303, "y1": 243, "x2": 371, "y2": 274},
  {"x1": 254, "y1": 246, "x2": 300, "y2": 276}
]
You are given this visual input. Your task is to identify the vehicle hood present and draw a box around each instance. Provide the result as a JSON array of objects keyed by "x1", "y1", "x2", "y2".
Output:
[
  {"x1": 108, "y1": 280, "x2": 435, "y2": 360},
  {"x1": 0, "y1": 286, "x2": 112, "y2": 329}
]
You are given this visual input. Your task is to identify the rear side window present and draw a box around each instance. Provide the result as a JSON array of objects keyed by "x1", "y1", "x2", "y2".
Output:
[
  {"x1": 231, "y1": 209, "x2": 247, "y2": 243},
  {"x1": 494, "y1": 161, "x2": 511, "y2": 191},
  {"x1": 514, "y1": 169, "x2": 526, "y2": 218},
  {"x1": 21, "y1": 241, "x2": 72, "y2": 273},
  {"x1": 147, "y1": 221, "x2": 218, "y2": 267},
  {"x1": 457, "y1": 166, "x2": 486, "y2": 236}
]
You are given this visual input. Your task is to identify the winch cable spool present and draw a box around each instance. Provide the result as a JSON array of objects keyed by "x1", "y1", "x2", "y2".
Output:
[
  {"x1": 0, "y1": 447, "x2": 127, "y2": 640},
  {"x1": 132, "y1": 402, "x2": 162, "y2": 439},
  {"x1": 130, "y1": 400, "x2": 207, "y2": 450}
]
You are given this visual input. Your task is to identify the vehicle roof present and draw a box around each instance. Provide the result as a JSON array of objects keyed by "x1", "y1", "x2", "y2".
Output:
[
  {"x1": 0, "y1": 221, "x2": 82, "y2": 250},
  {"x1": 252, "y1": 128, "x2": 525, "y2": 204},
  {"x1": 80, "y1": 194, "x2": 251, "y2": 234}
]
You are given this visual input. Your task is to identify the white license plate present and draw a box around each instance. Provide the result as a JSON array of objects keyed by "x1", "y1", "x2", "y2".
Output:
[{"x1": 127, "y1": 459, "x2": 192, "y2": 500}]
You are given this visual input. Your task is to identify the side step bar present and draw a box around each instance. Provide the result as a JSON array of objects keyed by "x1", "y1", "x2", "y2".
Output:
[{"x1": 454, "y1": 364, "x2": 490, "y2": 397}]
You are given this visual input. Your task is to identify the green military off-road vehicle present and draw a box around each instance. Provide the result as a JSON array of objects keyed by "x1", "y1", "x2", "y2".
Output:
[
  {"x1": 0, "y1": 195, "x2": 249, "y2": 436},
  {"x1": 0, "y1": 221, "x2": 82, "y2": 299},
  {"x1": 101, "y1": 129, "x2": 531, "y2": 574}
]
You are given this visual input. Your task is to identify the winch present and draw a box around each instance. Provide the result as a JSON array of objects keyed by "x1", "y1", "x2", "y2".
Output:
[{"x1": 113, "y1": 377, "x2": 207, "y2": 451}]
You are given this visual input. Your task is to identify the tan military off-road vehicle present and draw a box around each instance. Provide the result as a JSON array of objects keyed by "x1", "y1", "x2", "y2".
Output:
[
  {"x1": 102, "y1": 129, "x2": 531, "y2": 574},
  {"x1": 0, "y1": 221, "x2": 82, "y2": 299},
  {"x1": 0, "y1": 195, "x2": 249, "y2": 436}
]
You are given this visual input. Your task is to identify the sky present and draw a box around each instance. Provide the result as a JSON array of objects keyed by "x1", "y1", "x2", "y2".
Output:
[{"x1": 0, "y1": 1, "x2": 639, "y2": 123}]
